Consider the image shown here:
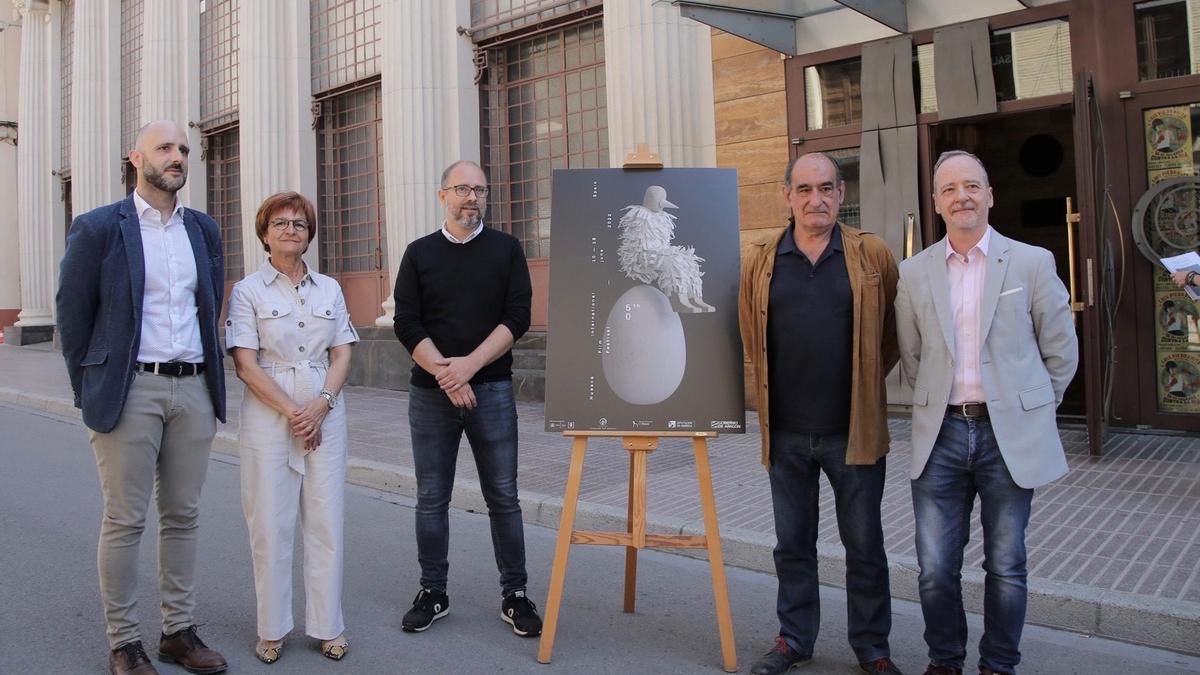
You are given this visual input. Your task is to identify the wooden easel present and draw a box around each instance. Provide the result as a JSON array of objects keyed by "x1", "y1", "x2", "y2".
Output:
[{"x1": 536, "y1": 431, "x2": 738, "y2": 672}]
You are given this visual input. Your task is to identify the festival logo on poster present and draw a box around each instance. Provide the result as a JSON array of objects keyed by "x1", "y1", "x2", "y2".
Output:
[
  {"x1": 1158, "y1": 352, "x2": 1200, "y2": 412},
  {"x1": 543, "y1": 168, "x2": 745, "y2": 433},
  {"x1": 1145, "y1": 107, "x2": 1194, "y2": 174}
]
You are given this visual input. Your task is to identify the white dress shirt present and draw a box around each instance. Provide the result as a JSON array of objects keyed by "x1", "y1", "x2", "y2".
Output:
[
  {"x1": 133, "y1": 190, "x2": 204, "y2": 364},
  {"x1": 440, "y1": 219, "x2": 484, "y2": 244},
  {"x1": 946, "y1": 225, "x2": 992, "y2": 405}
]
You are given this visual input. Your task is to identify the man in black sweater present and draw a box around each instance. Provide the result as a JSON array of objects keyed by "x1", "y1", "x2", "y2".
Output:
[{"x1": 392, "y1": 159, "x2": 540, "y2": 638}]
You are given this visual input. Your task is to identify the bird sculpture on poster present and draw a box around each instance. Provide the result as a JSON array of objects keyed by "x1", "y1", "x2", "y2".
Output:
[{"x1": 602, "y1": 184, "x2": 715, "y2": 406}]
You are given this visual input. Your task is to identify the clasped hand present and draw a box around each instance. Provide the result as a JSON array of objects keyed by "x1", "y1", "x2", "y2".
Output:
[
  {"x1": 289, "y1": 398, "x2": 329, "y2": 451},
  {"x1": 435, "y1": 356, "x2": 479, "y2": 409}
]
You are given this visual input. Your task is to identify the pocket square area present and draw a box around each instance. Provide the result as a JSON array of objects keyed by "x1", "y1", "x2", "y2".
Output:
[{"x1": 999, "y1": 287, "x2": 1024, "y2": 297}]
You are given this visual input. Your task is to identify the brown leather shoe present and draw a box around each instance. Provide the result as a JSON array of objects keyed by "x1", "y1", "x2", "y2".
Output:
[
  {"x1": 157, "y1": 626, "x2": 227, "y2": 674},
  {"x1": 109, "y1": 641, "x2": 158, "y2": 675}
]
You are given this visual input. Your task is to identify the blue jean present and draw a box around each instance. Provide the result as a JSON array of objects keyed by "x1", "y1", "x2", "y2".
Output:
[
  {"x1": 408, "y1": 381, "x2": 527, "y2": 595},
  {"x1": 767, "y1": 429, "x2": 891, "y2": 662},
  {"x1": 911, "y1": 414, "x2": 1034, "y2": 674}
]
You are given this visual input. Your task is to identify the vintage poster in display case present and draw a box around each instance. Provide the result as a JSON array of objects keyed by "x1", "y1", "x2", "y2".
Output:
[
  {"x1": 543, "y1": 168, "x2": 745, "y2": 433},
  {"x1": 1158, "y1": 351, "x2": 1200, "y2": 413},
  {"x1": 1155, "y1": 270, "x2": 1200, "y2": 350},
  {"x1": 1145, "y1": 106, "x2": 1194, "y2": 176}
]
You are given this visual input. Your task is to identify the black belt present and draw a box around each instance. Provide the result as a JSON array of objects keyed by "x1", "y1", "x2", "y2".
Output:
[
  {"x1": 947, "y1": 402, "x2": 988, "y2": 418},
  {"x1": 136, "y1": 361, "x2": 206, "y2": 377}
]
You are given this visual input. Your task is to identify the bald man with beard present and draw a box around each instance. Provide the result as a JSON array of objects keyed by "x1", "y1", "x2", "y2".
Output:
[{"x1": 57, "y1": 121, "x2": 228, "y2": 675}]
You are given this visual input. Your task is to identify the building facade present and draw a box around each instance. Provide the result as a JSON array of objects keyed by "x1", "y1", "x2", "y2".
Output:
[
  {"x1": 8, "y1": 0, "x2": 1200, "y2": 444},
  {"x1": 2, "y1": 0, "x2": 715, "y2": 337},
  {"x1": 694, "y1": 0, "x2": 1200, "y2": 447}
]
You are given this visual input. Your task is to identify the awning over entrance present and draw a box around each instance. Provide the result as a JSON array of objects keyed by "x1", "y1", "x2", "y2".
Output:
[{"x1": 657, "y1": 0, "x2": 1065, "y2": 55}]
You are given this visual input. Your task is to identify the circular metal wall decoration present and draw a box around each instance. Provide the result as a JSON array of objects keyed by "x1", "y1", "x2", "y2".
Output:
[{"x1": 1132, "y1": 176, "x2": 1200, "y2": 263}]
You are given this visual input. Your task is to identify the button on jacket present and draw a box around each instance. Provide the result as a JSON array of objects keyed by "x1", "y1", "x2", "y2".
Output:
[{"x1": 739, "y1": 222, "x2": 900, "y2": 466}]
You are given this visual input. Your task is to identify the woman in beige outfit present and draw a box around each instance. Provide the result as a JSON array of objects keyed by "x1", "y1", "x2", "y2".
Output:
[{"x1": 225, "y1": 192, "x2": 358, "y2": 663}]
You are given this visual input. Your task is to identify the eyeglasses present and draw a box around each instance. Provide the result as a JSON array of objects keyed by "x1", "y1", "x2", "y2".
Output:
[
  {"x1": 443, "y1": 184, "x2": 489, "y2": 198},
  {"x1": 269, "y1": 218, "x2": 309, "y2": 233}
]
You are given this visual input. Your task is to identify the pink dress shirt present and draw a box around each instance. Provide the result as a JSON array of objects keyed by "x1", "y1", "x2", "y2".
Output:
[{"x1": 945, "y1": 226, "x2": 992, "y2": 405}]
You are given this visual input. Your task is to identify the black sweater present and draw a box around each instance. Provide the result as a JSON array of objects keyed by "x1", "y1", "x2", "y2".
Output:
[{"x1": 392, "y1": 227, "x2": 532, "y2": 388}]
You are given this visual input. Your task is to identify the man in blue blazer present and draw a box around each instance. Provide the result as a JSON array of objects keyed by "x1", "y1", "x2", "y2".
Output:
[
  {"x1": 57, "y1": 120, "x2": 228, "y2": 675},
  {"x1": 895, "y1": 150, "x2": 1078, "y2": 675}
]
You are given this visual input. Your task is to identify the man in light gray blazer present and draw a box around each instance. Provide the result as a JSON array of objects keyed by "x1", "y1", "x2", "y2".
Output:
[{"x1": 894, "y1": 150, "x2": 1078, "y2": 675}]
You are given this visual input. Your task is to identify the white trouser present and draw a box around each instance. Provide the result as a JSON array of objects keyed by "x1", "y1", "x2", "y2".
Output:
[{"x1": 240, "y1": 361, "x2": 347, "y2": 640}]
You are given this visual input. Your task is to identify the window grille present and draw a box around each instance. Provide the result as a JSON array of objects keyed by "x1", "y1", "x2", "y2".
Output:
[
  {"x1": 468, "y1": 0, "x2": 600, "y2": 42},
  {"x1": 199, "y1": 0, "x2": 239, "y2": 128},
  {"x1": 120, "y1": 0, "x2": 143, "y2": 155},
  {"x1": 310, "y1": 0, "x2": 381, "y2": 95},
  {"x1": 205, "y1": 127, "x2": 243, "y2": 281},
  {"x1": 480, "y1": 18, "x2": 607, "y2": 259},
  {"x1": 60, "y1": 0, "x2": 74, "y2": 172},
  {"x1": 316, "y1": 83, "x2": 386, "y2": 276}
]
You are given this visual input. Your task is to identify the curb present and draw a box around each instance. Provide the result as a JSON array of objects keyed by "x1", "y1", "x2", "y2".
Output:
[{"x1": 3, "y1": 388, "x2": 1197, "y2": 656}]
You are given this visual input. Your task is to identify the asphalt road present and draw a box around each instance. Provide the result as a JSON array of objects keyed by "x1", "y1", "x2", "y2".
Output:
[{"x1": 1, "y1": 402, "x2": 1197, "y2": 674}]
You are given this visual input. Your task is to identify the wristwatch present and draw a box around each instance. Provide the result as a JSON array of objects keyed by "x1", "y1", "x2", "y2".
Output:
[
  {"x1": 319, "y1": 389, "x2": 337, "y2": 409},
  {"x1": 1188, "y1": 271, "x2": 1198, "y2": 287}
]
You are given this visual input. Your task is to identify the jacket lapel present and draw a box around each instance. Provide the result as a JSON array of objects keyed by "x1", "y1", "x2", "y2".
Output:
[
  {"x1": 927, "y1": 238, "x2": 955, "y2": 355},
  {"x1": 979, "y1": 230, "x2": 1012, "y2": 344},
  {"x1": 118, "y1": 195, "x2": 145, "y2": 323},
  {"x1": 182, "y1": 209, "x2": 215, "y2": 323}
]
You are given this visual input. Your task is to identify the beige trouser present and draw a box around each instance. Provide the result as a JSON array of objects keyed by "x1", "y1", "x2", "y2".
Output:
[
  {"x1": 240, "y1": 361, "x2": 347, "y2": 641},
  {"x1": 89, "y1": 371, "x2": 216, "y2": 649}
]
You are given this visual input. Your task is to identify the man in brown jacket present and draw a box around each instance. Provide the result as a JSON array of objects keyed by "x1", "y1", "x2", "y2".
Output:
[{"x1": 738, "y1": 152, "x2": 901, "y2": 675}]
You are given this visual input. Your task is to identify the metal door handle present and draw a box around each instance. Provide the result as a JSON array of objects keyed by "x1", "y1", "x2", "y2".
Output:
[{"x1": 1065, "y1": 197, "x2": 1085, "y2": 314}]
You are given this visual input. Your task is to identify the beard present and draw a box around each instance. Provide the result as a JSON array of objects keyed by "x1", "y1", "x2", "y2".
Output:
[
  {"x1": 141, "y1": 161, "x2": 187, "y2": 193},
  {"x1": 455, "y1": 205, "x2": 484, "y2": 228}
]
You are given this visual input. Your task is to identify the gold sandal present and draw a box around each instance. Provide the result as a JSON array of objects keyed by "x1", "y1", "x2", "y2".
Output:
[
  {"x1": 320, "y1": 637, "x2": 349, "y2": 661},
  {"x1": 255, "y1": 639, "x2": 283, "y2": 664}
]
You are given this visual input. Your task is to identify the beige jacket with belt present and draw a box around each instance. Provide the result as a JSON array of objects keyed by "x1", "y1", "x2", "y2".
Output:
[{"x1": 738, "y1": 222, "x2": 899, "y2": 466}]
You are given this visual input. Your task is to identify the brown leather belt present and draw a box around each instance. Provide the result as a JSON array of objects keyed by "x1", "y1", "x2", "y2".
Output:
[
  {"x1": 947, "y1": 402, "x2": 988, "y2": 418},
  {"x1": 136, "y1": 361, "x2": 206, "y2": 377}
]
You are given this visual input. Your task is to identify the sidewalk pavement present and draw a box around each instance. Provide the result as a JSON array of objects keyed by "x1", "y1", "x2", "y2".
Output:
[{"x1": 2, "y1": 342, "x2": 1197, "y2": 655}]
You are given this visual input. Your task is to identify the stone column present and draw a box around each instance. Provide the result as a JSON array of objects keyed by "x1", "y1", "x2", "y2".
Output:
[
  {"x1": 70, "y1": 0, "x2": 121, "y2": 213},
  {"x1": 11, "y1": 0, "x2": 55, "y2": 342},
  {"x1": 603, "y1": 0, "x2": 717, "y2": 167},
  {"x1": 237, "y1": 0, "x2": 317, "y2": 272},
  {"x1": 140, "y1": 0, "x2": 205, "y2": 207},
  {"x1": 374, "y1": 0, "x2": 479, "y2": 325}
]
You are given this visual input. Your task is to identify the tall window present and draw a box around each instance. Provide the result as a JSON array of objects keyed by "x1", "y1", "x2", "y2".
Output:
[
  {"x1": 199, "y1": 0, "x2": 239, "y2": 128},
  {"x1": 469, "y1": 0, "x2": 600, "y2": 41},
  {"x1": 60, "y1": 0, "x2": 73, "y2": 174},
  {"x1": 310, "y1": 0, "x2": 381, "y2": 94},
  {"x1": 315, "y1": 86, "x2": 385, "y2": 277},
  {"x1": 480, "y1": 19, "x2": 608, "y2": 259},
  {"x1": 311, "y1": 0, "x2": 385, "y2": 326},
  {"x1": 206, "y1": 130, "x2": 243, "y2": 281},
  {"x1": 120, "y1": 0, "x2": 143, "y2": 193},
  {"x1": 200, "y1": 0, "x2": 242, "y2": 279},
  {"x1": 60, "y1": 0, "x2": 74, "y2": 230}
]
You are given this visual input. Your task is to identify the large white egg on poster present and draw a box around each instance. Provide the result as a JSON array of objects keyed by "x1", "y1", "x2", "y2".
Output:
[{"x1": 602, "y1": 284, "x2": 686, "y2": 405}]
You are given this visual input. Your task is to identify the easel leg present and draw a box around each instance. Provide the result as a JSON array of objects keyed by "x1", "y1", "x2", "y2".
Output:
[
  {"x1": 693, "y1": 437, "x2": 737, "y2": 673},
  {"x1": 623, "y1": 451, "x2": 638, "y2": 613},
  {"x1": 538, "y1": 437, "x2": 588, "y2": 664}
]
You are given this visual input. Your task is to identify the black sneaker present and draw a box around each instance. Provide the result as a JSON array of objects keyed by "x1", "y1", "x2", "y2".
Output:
[
  {"x1": 401, "y1": 588, "x2": 449, "y2": 632},
  {"x1": 500, "y1": 589, "x2": 543, "y2": 637},
  {"x1": 750, "y1": 637, "x2": 811, "y2": 674}
]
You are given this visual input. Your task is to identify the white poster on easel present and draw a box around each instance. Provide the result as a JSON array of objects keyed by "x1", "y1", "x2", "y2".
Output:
[{"x1": 544, "y1": 168, "x2": 745, "y2": 433}]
